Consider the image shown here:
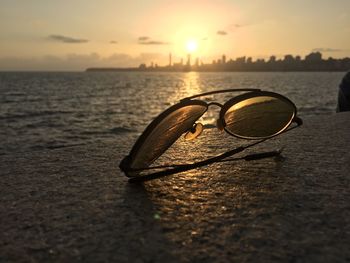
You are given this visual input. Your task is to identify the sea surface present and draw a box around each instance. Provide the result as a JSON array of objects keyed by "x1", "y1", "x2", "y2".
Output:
[{"x1": 0, "y1": 71, "x2": 345, "y2": 155}]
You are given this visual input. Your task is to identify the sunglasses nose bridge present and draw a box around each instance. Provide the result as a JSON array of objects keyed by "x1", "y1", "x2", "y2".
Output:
[
  {"x1": 206, "y1": 102, "x2": 225, "y2": 131},
  {"x1": 207, "y1": 102, "x2": 223, "y2": 108}
]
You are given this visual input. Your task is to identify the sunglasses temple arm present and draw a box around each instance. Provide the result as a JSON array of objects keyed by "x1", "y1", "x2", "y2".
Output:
[
  {"x1": 219, "y1": 148, "x2": 284, "y2": 163},
  {"x1": 280, "y1": 116, "x2": 303, "y2": 134},
  {"x1": 293, "y1": 116, "x2": 303, "y2": 126},
  {"x1": 128, "y1": 147, "x2": 245, "y2": 182},
  {"x1": 136, "y1": 147, "x2": 282, "y2": 171},
  {"x1": 128, "y1": 140, "x2": 267, "y2": 183}
]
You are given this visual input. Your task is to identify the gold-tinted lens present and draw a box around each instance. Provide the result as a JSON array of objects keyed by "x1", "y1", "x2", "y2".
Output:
[
  {"x1": 224, "y1": 95, "x2": 295, "y2": 139},
  {"x1": 129, "y1": 104, "x2": 207, "y2": 176}
]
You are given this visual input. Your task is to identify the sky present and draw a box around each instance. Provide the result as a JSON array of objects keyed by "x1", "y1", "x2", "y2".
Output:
[{"x1": 0, "y1": 0, "x2": 349, "y2": 71}]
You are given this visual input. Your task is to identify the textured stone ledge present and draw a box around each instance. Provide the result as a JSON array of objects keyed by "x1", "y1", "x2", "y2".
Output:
[{"x1": 1, "y1": 113, "x2": 349, "y2": 262}]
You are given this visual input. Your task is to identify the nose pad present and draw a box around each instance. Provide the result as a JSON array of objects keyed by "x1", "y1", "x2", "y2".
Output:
[
  {"x1": 216, "y1": 119, "x2": 225, "y2": 131},
  {"x1": 184, "y1": 123, "x2": 203, "y2": 140}
]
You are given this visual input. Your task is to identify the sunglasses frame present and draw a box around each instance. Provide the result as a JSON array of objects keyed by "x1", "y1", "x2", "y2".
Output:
[{"x1": 120, "y1": 88, "x2": 302, "y2": 179}]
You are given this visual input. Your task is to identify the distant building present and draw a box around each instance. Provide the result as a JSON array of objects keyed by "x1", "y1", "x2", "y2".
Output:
[
  {"x1": 222, "y1": 54, "x2": 226, "y2": 64},
  {"x1": 305, "y1": 52, "x2": 322, "y2": 62},
  {"x1": 284, "y1": 55, "x2": 295, "y2": 63},
  {"x1": 186, "y1": 54, "x2": 191, "y2": 66},
  {"x1": 236, "y1": 56, "x2": 246, "y2": 64},
  {"x1": 269, "y1": 56, "x2": 276, "y2": 63}
]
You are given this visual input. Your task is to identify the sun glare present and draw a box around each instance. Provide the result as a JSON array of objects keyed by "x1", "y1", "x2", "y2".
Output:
[{"x1": 186, "y1": 40, "x2": 198, "y2": 53}]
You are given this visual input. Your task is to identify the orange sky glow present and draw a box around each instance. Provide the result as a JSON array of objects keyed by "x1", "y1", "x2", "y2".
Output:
[{"x1": 0, "y1": 0, "x2": 349, "y2": 70}]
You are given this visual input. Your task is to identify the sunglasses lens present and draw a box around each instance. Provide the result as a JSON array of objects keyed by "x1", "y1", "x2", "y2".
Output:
[
  {"x1": 129, "y1": 103, "x2": 207, "y2": 175},
  {"x1": 223, "y1": 95, "x2": 295, "y2": 139}
]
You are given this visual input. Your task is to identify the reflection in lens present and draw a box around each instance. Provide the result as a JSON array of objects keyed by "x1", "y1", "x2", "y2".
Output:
[
  {"x1": 184, "y1": 122, "x2": 203, "y2": 140},
  {"x1": 130, "y1": 104, "x2": 207, "y2": 175},
  {"x1": 224, "y1": 96, "x2": 295, "y2": 139}
]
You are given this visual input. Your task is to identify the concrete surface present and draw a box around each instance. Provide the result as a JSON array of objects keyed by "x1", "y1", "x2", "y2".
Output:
[{"x1": 1, "y1": 113, "x2": 350, "y2": 263}]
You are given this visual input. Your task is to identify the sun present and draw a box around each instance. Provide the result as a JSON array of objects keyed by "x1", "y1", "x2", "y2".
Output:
[{"x1": 186, "y1": 39, "x2": 198, "y2": 53}]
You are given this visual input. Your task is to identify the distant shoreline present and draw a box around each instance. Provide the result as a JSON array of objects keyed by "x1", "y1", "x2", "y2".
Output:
[
  {"x1": 85, "y1": 68, "x2": 349, "y2": 72},
  {"x1": 0, "y1": 70, "x2": 347, "y2": 73}
]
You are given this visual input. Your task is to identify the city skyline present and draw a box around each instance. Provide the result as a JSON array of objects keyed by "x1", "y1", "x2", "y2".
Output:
[
  {"x1": 1, "y1": 0, "x2": 350, "y2": 71},
  {"x1": 86, "y1": 51, "x2": 350, "y2": 72}
]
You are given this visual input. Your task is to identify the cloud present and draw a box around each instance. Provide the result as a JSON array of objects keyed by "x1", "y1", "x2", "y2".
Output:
[
  {"x1": 217, "y1": 30, "x2": 227, "y2": 35},
  {"x1": 139, "y1": 40, "x2": 169, "y2": 45},
  {"x1": 227, "y1": 23, "x2": 254, "y2": 32},
  {"x1": 312, "y1": 48, "x2": 343, "y2": 52},
  {"x1": 48, "y1": 34, "x2": 88, "y2": 43},
  {"x1": 232, "y1": 24, "x2": 243, "y2": 28},
  {"x1": 110, "y1": 40, "x2": 118, "y2": 44},
  {"x1": 138, "y1": 36, "x2": 169, "y2": 45},
  {"x1": 138, "y1": 36, "x2": 150, "y2": 41}
]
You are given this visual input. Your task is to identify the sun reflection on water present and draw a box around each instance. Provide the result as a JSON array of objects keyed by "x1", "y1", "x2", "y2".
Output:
[
  {"x1": 166, "y1": 72, "x2": 217, "y2": 128},
  {"x1": 167, "y1": 72, "x2": 203, "y2": 103}
]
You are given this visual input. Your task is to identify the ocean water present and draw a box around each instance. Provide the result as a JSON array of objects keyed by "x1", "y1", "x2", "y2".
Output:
[{"x1": 0, "y1": 71, "x2": 344, "y2": 155}]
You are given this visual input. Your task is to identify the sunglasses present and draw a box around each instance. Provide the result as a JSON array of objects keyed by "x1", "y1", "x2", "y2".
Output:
[{"x1": 120, "y1": 89, "x2": 302, "y2": 182}]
